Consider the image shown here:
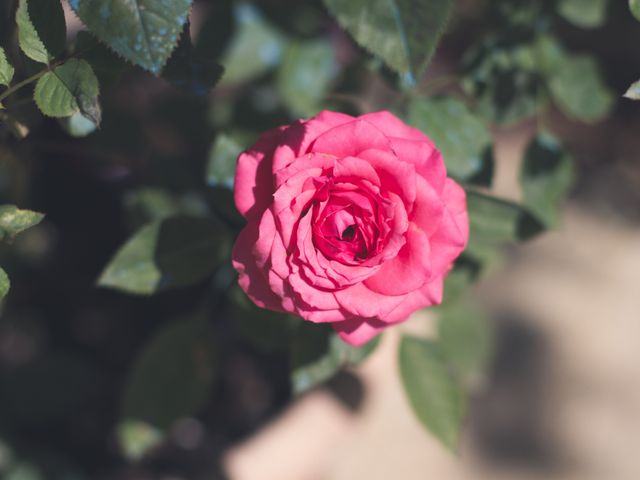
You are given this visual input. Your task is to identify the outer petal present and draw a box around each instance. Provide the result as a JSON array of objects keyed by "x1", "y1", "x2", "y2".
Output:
[
  {"x1": 334, "y1": 282, "x2": 407, "y2": 318},
  {"x1": 332, "y1": 318, "x2": 385, "y2": 347},
  {"x1": 234, "y1": 127, "x2": 285, "y2": 220},
  {"x1": 383, "y1": 276, "x2": 444, "y2": 324},
  {"x1": 309, "y1": 120, "x2": 391, "y2": 158},
  {"x1": 358, "y1": 111, "x2": 430, "y2": 142}
]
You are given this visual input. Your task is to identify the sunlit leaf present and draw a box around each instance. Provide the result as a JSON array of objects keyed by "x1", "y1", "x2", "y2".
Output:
[
  {"x1": 16, "y1": 0, "x2": 55, "y2": 64},
  {"x1": 33, "y1": 59, "x2": 101, "y2": 125},
  {"x1": 407, "y1": 96, "x2": 491, "y2": 180},
  {"x1": 323, "y1": 0, "x2": 453, "y2": 82},
  {"x1": 557, "y1": 0, "x2": 608, "y2": 28},
  {"x1": 399, "y1": 335, "x2": 466, "y2": 451},
  {"x1": 0, "y1": 48, "x2": 15, "y2": 87},
  {"x1": 97, "y1": 215, "x2": 230, "y2": 295},
  {"x1": 520, "y1": 133, "x2": 574, "y2": 228},
  {"x1": 26, "y1": 0, "x2": 66, "y2": 58},
  {"x1": 69, "y1": 0, "x2": 192, "y2": 74},
  {"x1": 0, "y1": 205, "x2": 44, "y2": 241}
]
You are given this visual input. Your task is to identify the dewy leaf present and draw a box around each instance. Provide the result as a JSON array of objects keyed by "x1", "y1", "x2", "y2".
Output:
[
  {"x1": 122, "y1": 315, "x2": 217, "y2": 430},
  {"x1": 624, "y1": 79, "x2": 640, "y2": 100},
  {"x1": 16, "y1": 0, "x2": 52, "y2": 64},
  {"x1": 69, "y1": 0, "x2": 192, "y2": 74},
  {"x1": 407, "y1": 96, "x2": 491, "y2": 180},
  {"x1": 323, "y1": 0, "x2": 453, "y2": 82},
  {"x1": 0, "y1": 48, "x2": 15, "y2": 87},
  {"x1": 631, "y1": 0, "x2": 640, "y2": 21},
  {"x1": 0, "y1": 267, "x2": 9, "y2": 300},
  {"x1": 26, "y1": 0, "x2": 66, "y2": 59},
  {"x1": 465, "y1": 191, "x2": 543, "y2": 265},
  {"x1": 520, "y1": 133, "x2": 574, "y2": 228},
  {"x1": 399, "y1": 335, "x2": 466, "y2": 451},
  {"x1": 547, "y1": 55, "x2": 614, "y2": 123},
  {"x1": 277, "y1": 40, "x2": 336, "y2": 117},
  {"x1": 34, "y1": 59, "x2": 101, "y2": 125},
  {"x1": 0, "y1": 205, "x2": 44, "y2": 241},
  {"x1": 97, "y1": 215, "x2": 229, "y2": 295},
  {"x1": 557, "y1": 0, "x2": 608, "y2": 29},
  {"x1": 207, "y1": 134, "x2": 243, "y2": 189}
]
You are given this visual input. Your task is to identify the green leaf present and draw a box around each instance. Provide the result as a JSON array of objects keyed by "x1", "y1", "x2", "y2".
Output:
[
  {"x1": 122, "y1": 315, "x2": 217, "y2": 431},
  {"x1": 97, "y1": 215, "x2": 230, "y2": 295},
  {"x1": 220, "y1": 4, "x2": 286, "y2": 85},
  {"x1": 75, "y1": 31, "x2": 129, "y2": 86},
  {"x1": 34, "y1": 59, "x2": 101, "y2": 125},
  {"x1": 547, "y1": 55, "x2": 614, "y2": 123},
  {"x1": 438, "y1": 304, "x2": 493, "y2": 388},
  {"x1": 69, "y1": 0, "x2": 192, "y2": 74},
  {"x1": 520, "y1": 133, "x2": 574, "y2": 228},
  {"x1": 26, "y1": 0, "x2": 66, "y2": 58},
  {"x1": 291, "y1": 323, "x2": 381, "y2": 394},
  {"x1": 399, "y1": 335, "x2": 466, "y2": 451},
  {"x1": 116, "y1": 419, "x2": 164, "y2": 461},
  {"x1": 407, "y1": 96, "x2": 491, "y2": 180},
  {"x1": 323, "y1": 0, "x2": 453, "y2": 82},
  {"x1": 0, "y1": 267, "x2": 9, "y2": 300},
  {"x1": 16, "y1": 0, "x2": 51, "y2": 64},
  {"x1": 624, "y1": 79, "x2": 640, "y2": 100},
  {"x1": 0, "y1": 205, "x2": 44, "y2": 241},
  {"x1": 277, "y1": 40, "x2": 336, "y2": 117},
  {"x1": 207, "y1": 134, "x2": 243, "y2": 189},
  {"x1": 631, "y1": 0, "x2": 640, "y2": 20},
  {"x1": 465, "y1": 191, "x2": 542, "y2": 265},
  {"x1": 558, "y1": 0, "x2": 608, "y2": 28},
  {"x1": 0, "y1": 47, "x2": 15, "y2": 87},
  {"x1": 162, "y1": 23, "x2": 224, "y2": 96}
]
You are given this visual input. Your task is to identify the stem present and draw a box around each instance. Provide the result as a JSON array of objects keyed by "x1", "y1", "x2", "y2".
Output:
[{"x1": 0, "y1": 68, "x2": 48, "y2": 104}]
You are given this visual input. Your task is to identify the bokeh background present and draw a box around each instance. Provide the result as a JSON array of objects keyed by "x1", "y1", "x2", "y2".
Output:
[{"x1": 1, "y1": 0, "x2": 639, "y2": 479}]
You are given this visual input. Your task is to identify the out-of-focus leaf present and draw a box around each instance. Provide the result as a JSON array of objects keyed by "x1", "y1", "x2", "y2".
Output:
[
  {"x1": 97, "y1": 215, "x2": 229, "y2": 295},
  {"x1": 33, "y1": 59, "x2": 101, "y2": 126},
  {"x1": 547, "y1": 55, "x2": 614, "y2": 123},
  {"x1": 124, "y1": 187, "x2": 181, "y2": 226},
  {"x1": 520, "y1": 133, "x2": 574, "y2": 228},
  {"x1": 441, "y1": 263, "x2": 475, "y2": 306},
  {"x1": 0, "y1": 267, "x2": 9, "y2": 300},
  {"x1": 0, "y1": 48, "x2": 14, "y2": 86},
  {"x1": 58, "y1": 112, "x2": 98, "y2": 137},
  {"x1": 438, "y1": 304, "x2": 493, "y2": 388},
  {"x1": 220, "y1": 4, "x2": 286, "y2": 84},
  {"x1": 122, "y1": 315, "x2": 217, "y2": 431},
  {"x1": 116, "y1": 420, "x2": 164, "y2": 461},
  {"x1": 624, "y1": 79, "x2": 640, "y2": 100},
  {"x1": 399, "y1": 335, "x2": 466, "y2": 451},
  {"x1": 0, "y1": 111, "x2": 30, "y2": 139},
  {"x1": 0, "y1": 205, "x2": 44, "y2": 241},
  {"x1": 69, "y1": 0, "x2": 191, "y2": 74},
  {"x1": 323, "y1": 0, "x2": 453, "y2": 82},
  {"x1": 291, "y1": 323, "x2": 381, "y2": 394},
  {"x1": 162, "y1": 23, "x2": 224, "y2": 96},
  {"x1": 407, "y1": 96, "x2": 491, "y2": 180},
  {"x1": 207, "y1": 133, "x2": 243, "y2": 189},
  {"x1": 75, "y1": 31, "x2": 129, "y2": 86},
  {"x1": 465, "y1": 191, "x2": 543, "y2": 265},
  {"x1": 558, "y1": 0, "x2": 608, "y2": 28},
  {"x1": 4, "y1": 463, "x2": 44, "y2": 480},
  {"x1": 631, "y1": 0, "x2": 640, "y2": 20},
  {"x1": 277, "y1": 40, "x2": 336, "y2": 117},
  {"x1": 26, "y1": 0, "x2": 66, "y2": 58}
]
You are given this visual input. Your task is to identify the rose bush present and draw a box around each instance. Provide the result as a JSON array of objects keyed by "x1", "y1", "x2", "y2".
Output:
[{"x1": 232, "y1": 110, "x2": 469, "y2": 346}]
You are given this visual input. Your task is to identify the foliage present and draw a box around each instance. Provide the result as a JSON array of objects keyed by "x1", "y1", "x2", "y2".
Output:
[{"x1": 0, "y1": 0, "x2": 629, "y2": 475}]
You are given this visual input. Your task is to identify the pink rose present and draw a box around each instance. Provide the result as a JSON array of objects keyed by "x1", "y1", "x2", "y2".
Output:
[{"x1": 232, "y1": 111, "x2": 469, "y2": 346}]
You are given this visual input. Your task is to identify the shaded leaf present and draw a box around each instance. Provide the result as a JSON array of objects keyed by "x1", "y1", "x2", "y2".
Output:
[
  {"x1": 520, "y1": 133, "x2": 574, "y2": 228},
  {"x1": 323, "y1": 0, "x2": 453, "y2": 82},
  {"x1": 116, "y1": 419, "x2": 164, "y2": 461},
  {"x1": 220, "y1": 4, "x2": 286, "y2": 84},
  {"x1": 407, "y1": 96, "x2": 491, "y2": 180},
  {"x1": 277, "y1": 40, "x2": 336, "y2": 116},
  {"x1": 69, "y1": 0, "x2": 192, "y2": 74},
  {"x1": 399, "y1": 335, "x2": 466, "y2": 451},
  {"x1": 206, "y1": 133, "x2": 243, "y2": 189},
  {"x1": 26, "y1": 0, "x2": 66, "y2": 58},
  {"x1": 33, "y1": 59, "x2": 101, "y2": 125},
  {"x1": 0, "y1": 47, "x2": 15, "y2": 86},
  {"x1": 547, "y1": 55, "x2": 614, "y2": 123},
  {"x1": 122, "y1": 315, "x2": 217, "y2": 430},
  {"x1": 75, "y1": 31, "x2": 129, "y2": 86},
  {"x1": 0, "y1": 205, "x2": 44, "y2": 241},
  {"x1": 97, "y1": 215, "x2": 230, "y2": 295},
  {"x1": 0, "y1": 267, "x2": 9, "y2": 300},
  {"x1": 631, "y1": 0, "x2": 640, "y2": 21},
  {"x1": 558, "y1": 0, "x2": 608, "y2": 28},
  {"x1": 624, "y1": 79, "x2": 640, "y2": 100},
  {"x1": 291, "y1": 323, "x2": 381, "y2": 394}
]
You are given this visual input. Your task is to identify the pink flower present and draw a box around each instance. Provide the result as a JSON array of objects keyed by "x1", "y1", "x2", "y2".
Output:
[{"x1": 232, "y1": 111, "x2": 469, "y2": 346}]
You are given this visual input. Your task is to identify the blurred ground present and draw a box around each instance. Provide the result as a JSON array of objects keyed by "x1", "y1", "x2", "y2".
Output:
[{"x1": 222, "y1": 125, "x2": 640, "y2": 480}]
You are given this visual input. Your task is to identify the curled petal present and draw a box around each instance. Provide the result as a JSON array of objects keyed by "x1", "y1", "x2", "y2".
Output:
[{"x1": 332, "y1": 318, "x2": 386, "y2": 347}]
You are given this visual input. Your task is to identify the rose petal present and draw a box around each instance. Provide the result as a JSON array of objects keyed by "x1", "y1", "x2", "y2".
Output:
[
  {"x1": 359, "y1": 111, "x2": 431, "y2": 142},
  {"x1": 334, "y1": 282, "x2": 407, "y2": 318},
  {"x1": 383, "y1": 276, "x2": 444, "y2": 324},
  {"x1": 310, "y1": 119, "x2": 391, "y2": 158},
  {"x1": 332, "y1": 318, "x2": 385, "y2": 346},
  {"x1": 357, "y1": 148, "x2": 417, "y2": 206},
  {"x1": 387, "y1": 137, "x2": 446, "y2": 193}
]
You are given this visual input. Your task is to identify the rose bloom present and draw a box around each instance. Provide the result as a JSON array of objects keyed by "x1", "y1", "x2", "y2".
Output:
[{"x1": 232, "y1": 111, "x2": 469, "y2": 346}]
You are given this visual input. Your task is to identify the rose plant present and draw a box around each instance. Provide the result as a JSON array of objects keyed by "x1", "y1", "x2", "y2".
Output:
[{"x1": 233, "y1": 110, "x2": 468, "y2": 345}]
